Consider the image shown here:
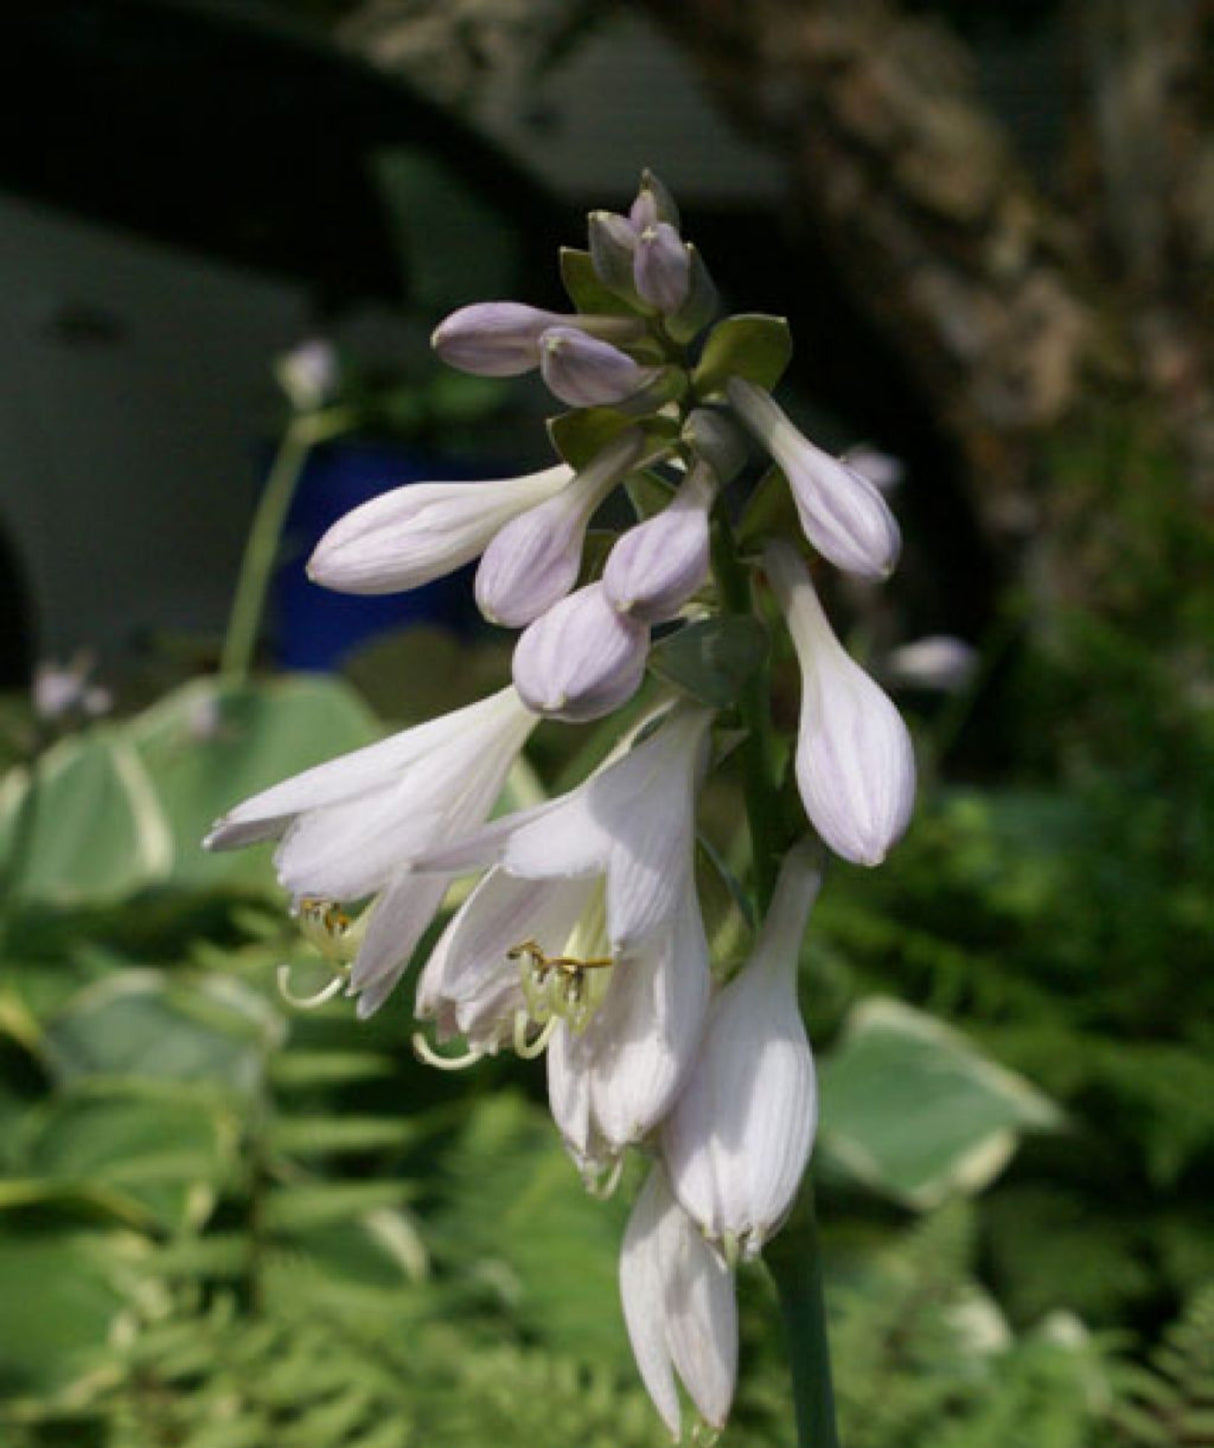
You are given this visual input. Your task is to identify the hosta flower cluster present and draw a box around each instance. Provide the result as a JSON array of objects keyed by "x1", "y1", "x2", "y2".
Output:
[{"x1": 206, "y1": 172, "x2": 915, "y2": 1440}]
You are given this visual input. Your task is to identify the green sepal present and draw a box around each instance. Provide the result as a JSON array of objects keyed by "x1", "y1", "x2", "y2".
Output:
[
  {"x1": 693, "y1": 313, "x2": 793, "y2": 397},
  {"x1": 559, "y1": 248, "x2": 645, "y2": 318},
  {"x1": 738, "y1": 464, "x2": 801, "y2": 548},
  {"x1": 625, "y1": 469, "x2": 677, "y2": 523},
  {"x1": 666, "y1": 243, "x2": 718, "y2": 344},
  {"x1": 547, "y1": 408, "x2": 679, "y2": 471},
  {"x1": 648, "y1": 616, "x2": 770, "y2": 709}
]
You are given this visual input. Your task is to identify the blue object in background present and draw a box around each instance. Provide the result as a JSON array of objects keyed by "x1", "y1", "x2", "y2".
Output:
[{"x1": 272, "y1": 439, "x2": 491, "y2": 671}]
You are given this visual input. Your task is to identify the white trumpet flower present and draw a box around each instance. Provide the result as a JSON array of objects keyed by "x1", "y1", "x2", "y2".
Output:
[
  {"x1": 727, "y1": 377, "x2": 901, "y2": 580},
  {"x1": 620, "y1": 1164, "x2": 737, "y2": 1439},
  {"x1": 475, "y1": 429, "x2": 647, "y2": 628},
  {"x1": 662, "y1": 840, "x2": 822, "y2": 1260},
  {"x1": 415, "y1": 864, "x2": 710, "y2": 1184},
  {"x1": 204, "y1": 687, "x2": 538, "y2": 1015},
  {"x1": 415, "y1": 701, "x2": 713, "y2": 955},
  {"x1": 764, "y1": 540, "x2": 916, "y2": 866},
  {"x1": 307, "y1": 464, "x2": 572, "y2": 596}
]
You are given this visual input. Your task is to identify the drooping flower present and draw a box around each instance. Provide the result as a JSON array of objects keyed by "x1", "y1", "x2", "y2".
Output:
[
  {"x1": 415, "y1": 863, "x2": 710, "y2": 1183},
  {"x1": 619, "y1": 1163, "x2": 737, "y2": 1439},
  {"x1": 204, "y1": 687, "x2": 538, "y2": 1015},
  {"x1": 307, "y1": 464, "x2": 572, "y2": 596},
  {"x1": 728, "y1": 377, "x2": 901, "y2": 580},
  {"x1": 763, "y1": 540, "x2": 916, "y2": 866},
  {"x1": 662, "y1": 839, "x2": 822, "y2": 1261},
  {"x1": 475, "y1": 429, "x2": 648, "y2": 627},
  {"x1": 511, "y1": 581, "x2": 650, "y2": 723},
  {"x1": 415, "y1": 701, "x2": 714, "y2": 955}
]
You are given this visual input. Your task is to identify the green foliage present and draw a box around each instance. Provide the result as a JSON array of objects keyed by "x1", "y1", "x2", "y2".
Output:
[{"x1": 1112, "y1": 1282, "x2": 1214, "y2": 1447}]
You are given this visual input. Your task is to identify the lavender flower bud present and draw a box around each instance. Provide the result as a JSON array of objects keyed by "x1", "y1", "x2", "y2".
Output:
[
  {"x1": 589, "y1": 210, "x2": 640, "y2": 300},
  {"x1": 603, "y1": 463, "x2": 715, "y2": 622},
  {"x1": 728, "y1": 378, "x2": 902, "y2": 579},
  {"x1": 539, "y1": 327, "x2": 661, "y2": 408},
  {"x1": 763, "y1": 540, "x2": 916, "y2": 865},
  {"x1": 634, "y1": 222, "x2": 691, "y2": 313},
  {"x1": 475, "y1": 429, "x2": 646, "y2": 627},
  {"x1": 512, "y1": 582, "x2": 650, "y2": 723},
  {"x1": 431, "y1": 302, "x2": 569, "y2": 376},
  {"x1": 666, "y1": 244, "x2": 719, "y2": 344},
  {"x1": 629, "y1": 169, "x2": 681, "y2": 232}
]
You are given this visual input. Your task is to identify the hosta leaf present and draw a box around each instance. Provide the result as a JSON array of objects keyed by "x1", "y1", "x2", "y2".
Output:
[{"x1": 818, "y1": 998, "x2": 1062, "y2": 1209}]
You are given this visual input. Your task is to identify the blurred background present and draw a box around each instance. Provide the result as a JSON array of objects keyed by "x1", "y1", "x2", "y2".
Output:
[{"x1": 0, "y1": 2, "x2": 1211, "y2": 1445}]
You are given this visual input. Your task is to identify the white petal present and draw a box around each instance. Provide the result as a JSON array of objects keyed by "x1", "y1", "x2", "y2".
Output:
[
  {"x1": 205, "y1": 688, "x2": 532, "y2": 851},
  {"x1": 764, "y1": 542, "x2": 916, "y2": 865},
  {"x1": 585, "y1": 885, "x2": 710, "y2": 1152},
  {"x1": 663, "y1": 841, "x2": 822, "y2": 1252},
  {"x1": 349, "y1": 869, "x2": 452, "y2": 1016},
  {"x1": 620, "y1": 1168, "x2": 683, "y2": 1438},
  {"x1": 547, "y1": 1027, "x2": 596, "y2": 1163},
  {"x1": 308, "y1": 466, "x2": 571, "y2": 595}
]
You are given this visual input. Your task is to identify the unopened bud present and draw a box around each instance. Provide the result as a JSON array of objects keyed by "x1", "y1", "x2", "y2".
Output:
[
  {"x1": 539, "y1": 327, "x2": 661, "y2": 408},
  {"x1": 512, "y1": 582, "x2": 650, "y2": 723},
  {"x1": 666, "y1": 243, "x2": 719, "y2": 344},
  {"x1": 476, "y1": 430, "x2": 646, "y2": 627},
  {"x1": 630, "y1": 169, "x2": 681, "y2": 232},
  {"x1": 589, "y1": 210, "x2": 641, "y2": 301},
  {"x1": 682, "y1": 407, "x2": 749, "y2": 484},
  {"x1": 634, "y1": 222, "x2": 691, "y2": 313},
  {"x1": 729, "y1": 379, "x2": 901, "y2": 580},
  {"x1": 603, "y1": 464, "x2": 715, "y2": 623}
]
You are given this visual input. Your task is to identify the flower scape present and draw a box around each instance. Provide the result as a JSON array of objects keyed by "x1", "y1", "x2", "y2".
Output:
[{"x1": 205, "y1": 171, "x2": 916, "y2": 1441}]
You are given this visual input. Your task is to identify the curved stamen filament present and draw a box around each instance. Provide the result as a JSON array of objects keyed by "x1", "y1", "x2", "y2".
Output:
[
  {"x1": 276, "y1": 962, "x2": 348, "y2": 1010},
  {"x1": 412, "y1": 1031, "x2": 487, "y2": 1072}
]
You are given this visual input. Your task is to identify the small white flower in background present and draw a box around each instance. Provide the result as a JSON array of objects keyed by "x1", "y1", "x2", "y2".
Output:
[
  {"x1": 619, "y1": 1163, "x2": 738, "y2": 1440},
  {"x1": 33, "y1": 654, "x2": 112, "y2": 722},
  {"x1": 764, "y1": 539, "x2": 916, "y2": 866},
  {"x1": 307, "y1": 463, "x2": 572, "y2": 596},
  {"x1": 843, "y1": 443, "x2": 905, "y2": 494},
  {"x1": 511, "y1": 581, "x2": 651, "y2": 723},
  {"x1": 884, "y1": 634, "x2": 979, "y2": 693},
  {"x1": 475, "y1": 429, "x2": 650, "y2": 627},
  {"x1": 662, "y1": 839, "x2": 822, "y2": 1261},
  {"x1": 205, "y1": 687, "x2": 538, "y2": 1016},
  {"x1": 275, "y1": 337, "x2": 340, "y2": 412},
  {"x1": 728, "y1": 377, "x2": 902, "y2": 580}
]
